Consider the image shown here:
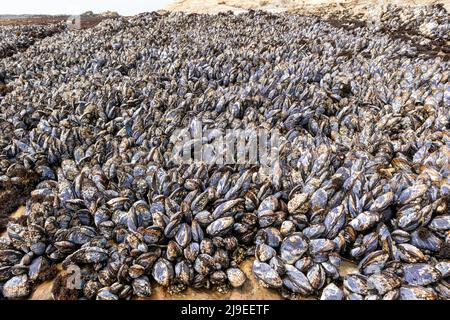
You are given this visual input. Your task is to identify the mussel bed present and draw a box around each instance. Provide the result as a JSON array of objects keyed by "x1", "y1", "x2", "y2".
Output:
[{"x1": 0, "y1": 6, "x2": 449, "y2": 300}]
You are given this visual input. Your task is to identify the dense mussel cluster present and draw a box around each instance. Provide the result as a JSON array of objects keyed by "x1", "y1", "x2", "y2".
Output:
[
  {"x1": 0, "y1": 23, "x2": 65, "y2": 59},
  {"x1": 373, "y1": 4, "x2": 449, "y2": 41},
  {"x1": 0, "y1": 6, "x2": 449, "y2": 300}
]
